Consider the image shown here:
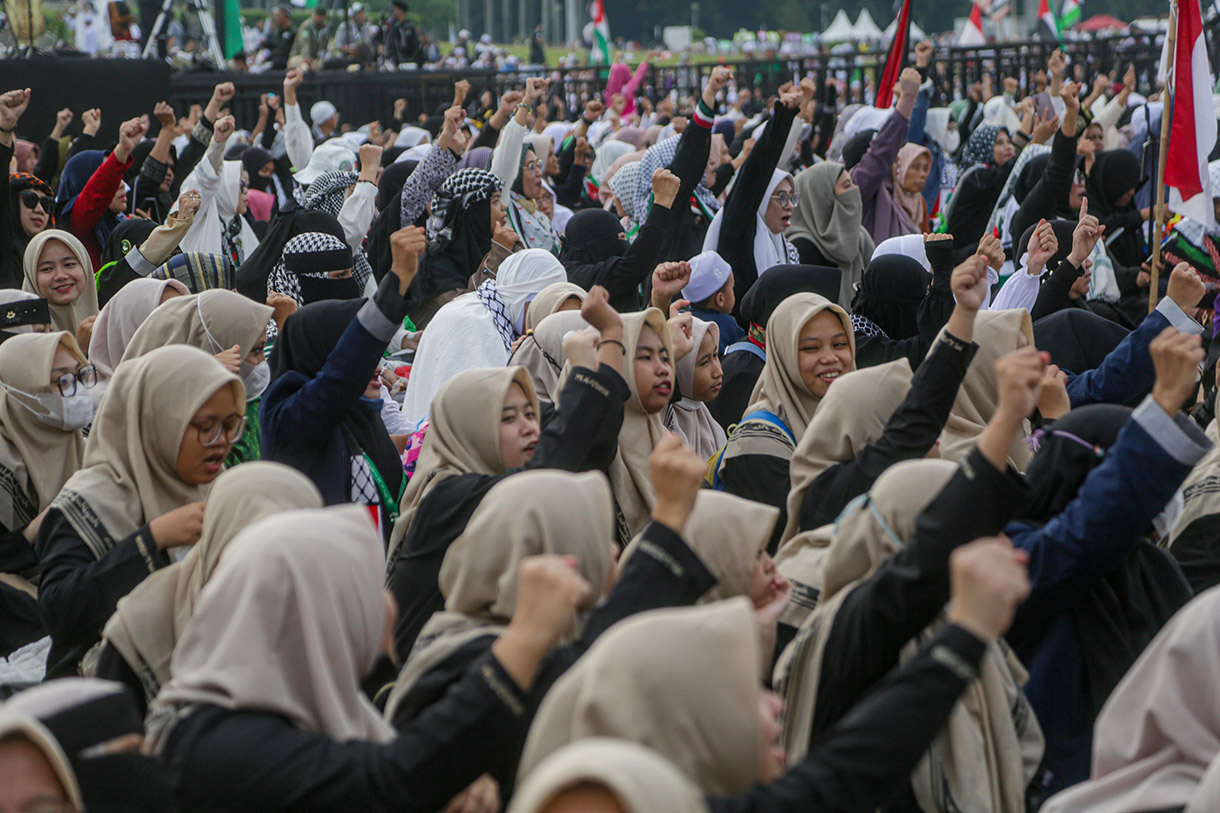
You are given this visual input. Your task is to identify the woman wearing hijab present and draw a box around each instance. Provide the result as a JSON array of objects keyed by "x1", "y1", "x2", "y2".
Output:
[
  {"x1": 302, "y1": 167, "x2": 377, "y2": 292},
  {"x1": 852, "y1": 253, "x2": 931, "y2": 340},
  {"x1": 175, "y1": 123, "x2": 259, "y2": 267},
  {"x1": 148, "y1": 505, "x2": 604, "y2": 812},
  {"x1": 783, "y1": 258, "x2": 986, "y2": 541},
  {"x1": 22, "y1": 230, "x2": 99, "y2": 345},
  {"x1": 1039, "y1": 585, "x2": 1220, "y2": 812},
  {"x1": 2, "y1": 171, "x2": 56, "y2": 289},
  {"x1": 524, "y1": 281, "x2": 585, "y2": 331},
  {"x1": 267, "y1": 231, "x2": 363, "y2": 322},
  {"x1": 6, "y1": 678, "x2": 175, "y2": 812},
  {"x1": 0, "y1": 708, "x2": 83, "y2": 813},
  {"x1": 0, "y1": 332, "x2": 92, "y2": 655},
  {"x1": 892, "y1": 142, "x2": 933, "y2": 234},
  {"x1": 88, "y1": 278, "x2": 190, "y2": 410},
  {"x1": 665, "y1": 317, "x2": 726, "y2": 461},
  {"x1": 786, "y1": 163, "x2": 875, "y2": 307},
  {"x1": 713, "y1": 294, "x2": 855, "y2": 552},
  {"x1": 94, "y1": 197, "x2": 197, "y2": 308},
  {"x1": 97, "y1": 463, "x2": 323, "y2": 713},
  {"x1": 383, "y1": 466, "x2": 715, "y2": 794},
  {"x1": 946, "y1": 123, "x2": 1019, "y2": 260},
  {"x1": 1084, "y1": 149, "x2": 1148, "y2": 268},
  {"x1": 260, "y1": 235, "x2": 420, "y2": 536},
  {"x1": 36, "y1": 345, "x2": 244, "y2": 679},
  {"x1": 603, "y1": 59, "x2": 649, "y2": 117},
  {"x1": 490, "y1": 79, "x2": 559, "y2": 253},
  {"x1": 388, "y1": 292, "x2": 629, "y2": 656},
  {"x1": 401, "y1": 248, "x2": 568, "y2": 426},
  {"x1": 55, "y1": 119, "x2": 143, "y2": 270},
  {"x1": 236, "y1": 207, "x2": 350, "y2": 302},
  {"x1": 704, "y1": 89, "x2": 801, "y2": 303},
  {"x1": 509, "y1": 310, "x2": 589, "y2": 406},
  {"x1": 849, "y1": 70, "x2": 923, "y2": 244}
]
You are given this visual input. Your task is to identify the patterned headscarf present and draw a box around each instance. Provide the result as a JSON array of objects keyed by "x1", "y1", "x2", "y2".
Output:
[
  {"x1": 149, "y1": 253, "x2": 235, "y2": 293},
  {"x1": 961, "y1": 124, "x2": 1005, "y2": 171},
  {"x1": 476, "y1": 279, "x2": 514, "y2": 350},
  {"x1": 426, "y1": 168, "x2": 502, "y2": 244},
  {"x1": 303, "y1": 170, "x2": 359, "y2": 219},
  {"x1": 9, "y1": 172, "x2": 56, "y2": 228},
  {"x1": 632, "y1": 134, "x2": 720, "y2": 222},
  {"x1": 269, "y1": 231, "x2": 355, "y2": 307}
]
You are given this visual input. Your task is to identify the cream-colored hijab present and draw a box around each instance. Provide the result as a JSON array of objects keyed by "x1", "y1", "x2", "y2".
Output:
[
  {"x1": 155, "y1": 506, "x2": 394, "y2": 744},
  {"x1": 388, "y1": 366, "x2": 538, "y2": 559},
  {"x1": 775, "y1": 459, "x2": 1043, "y2": 813},
  {"x1": 621, "y1": 490, "x2": 775, "y2": 604},
  {"x1": 0, "y1": 708, "x2": 83, "y2": 812},
  {"x1": 90, "y1": 278, "x2": 190, "y2": 408},
  {"x1": 22, "y1": 230, "x2": 99, "y2": 336},
  {"x1": 510, "y1": 738, "x2": 708, "y2": 813},
  {"x1": 780, "y1": 359, "x2": 913, "y2": 544},
  {"x1": 102, "y1": 463, "x2": 323, "y2": 704},
  {"x1": 745, "y1": 293, "x2": 856, "y2": 441},
  {"x1": 0, "y1": 332, "x2": 87, "y2": 520},
  {"x1": 526, "y1": 281, "x2": 587, "y2": 333},
  {"x1": 666, "y1": 318, "x2": 726, "y2": 461},
  {"x1": 509, "y1": 310, "x2": 589, "y2": 403},
  {"x1": 121, "y1": 290, "x2": 272, "y2": 364},
  {"x1": 385, "y1": 470, "x2": 615, "y2": 722},
  {"x1": 50, "y1": 345, "x2": 243, "y2": 558},
  {"x1": 518, "y1": 599, "x2": 765, "y2": 795},
  {"x1": 937, "y1": 309, "x2": 1034, "y2": 470}
]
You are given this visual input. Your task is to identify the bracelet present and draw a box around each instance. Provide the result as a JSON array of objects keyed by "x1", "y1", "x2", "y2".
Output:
[
  {"x1": 516, "y1": 103, "x2": 534, "y2": 115},
  {"x1": 598, "y1": 339, "x2": 626, "y2": 355}
]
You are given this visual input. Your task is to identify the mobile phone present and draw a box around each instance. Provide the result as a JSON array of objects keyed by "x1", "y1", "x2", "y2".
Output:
[{"x1": 268, "y1": 92, "x2": 277, "y2": 101}]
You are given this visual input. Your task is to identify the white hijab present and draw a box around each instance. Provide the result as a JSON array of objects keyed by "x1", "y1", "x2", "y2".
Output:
[
  {"x1": 176, "y1": 161, "x2": 259, "y2": 259},
  {"x1": 703, "y1": 169, "x2": 796, "y2": 278}
]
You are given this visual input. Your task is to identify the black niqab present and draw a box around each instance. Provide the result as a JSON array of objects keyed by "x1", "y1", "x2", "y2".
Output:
[
  {"x1": 235, "y1": 204, "x2": 346, "y2": 301},
  {"x1": 852, "y1": 255, "x2": 930, "y2": 340}
]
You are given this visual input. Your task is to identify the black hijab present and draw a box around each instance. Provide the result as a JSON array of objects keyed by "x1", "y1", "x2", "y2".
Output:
[
  {"x1": 414, "y1": 197, "x2": 492, "y2": 304},
  {"x1": 376, "y1": 159, "x2": 417, "y2": 212},
  {"x1": 1016, "y1": 218, "x2": 1077, "y2": 269},
  {"x1": 560, "y1": 209, "x2": 628, "y2": 265},
  {"x1": 235, "y1": 203, "x2": 346, "y2": 300},
  {"x1": 740, "y1": 264, "x2": 842, "y2": 330},
  {"x1": 270, "y1": 297, "x2": 403, "y2": 500},
  {"x1": 1033, "y1": 308, "x2": 1130, "y2": 374},
  {"x1": 100, "y1": 218, "x2": 158, "y2": 268},
  {"x1": 852, "y1": 255, "x2": 931, "y2": 340},
  {"x1": 841, "y1": 129, "x2": 876, "y2": 171},
  {"x1": 241, "y1": 146, "x2": 276, "y2": 194},
  {"x1": 1087, "y1": 150, "x2": 1146, "y2": 266}
]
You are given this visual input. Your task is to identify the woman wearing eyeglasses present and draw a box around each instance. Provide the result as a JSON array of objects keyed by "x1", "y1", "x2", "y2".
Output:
[
  {"x1": 35, "y1": 344, "x2": 245, "y2": 678},
  {"x1": 0, "y1": 332, "x2": 92, "y2": 657}
]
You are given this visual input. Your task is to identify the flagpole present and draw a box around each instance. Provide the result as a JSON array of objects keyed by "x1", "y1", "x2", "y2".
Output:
[{"x1": 1150, "y1": 0, "x2": 1178, "y2": 313}]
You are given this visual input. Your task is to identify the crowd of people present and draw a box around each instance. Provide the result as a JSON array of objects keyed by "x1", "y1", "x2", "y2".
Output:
[{"x1": 0, "y1": 38, "x2": 1220, "y2": 812}]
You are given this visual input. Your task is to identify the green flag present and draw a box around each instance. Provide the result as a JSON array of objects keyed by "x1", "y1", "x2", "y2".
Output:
[{"x1": 221, "y1": 0, "x2": 243, "y2": 58}]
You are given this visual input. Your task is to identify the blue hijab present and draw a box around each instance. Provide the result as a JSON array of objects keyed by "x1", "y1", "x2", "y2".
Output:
[{"x1": 57, "y1": 150, "x2": 125, "y2": 248}]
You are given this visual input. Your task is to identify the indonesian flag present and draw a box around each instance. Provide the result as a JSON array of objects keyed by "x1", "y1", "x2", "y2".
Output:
[
  {"x1": 1037, "y1": 0, "x2": 1060, "y2": 40},
  {"x1": 1164, "y1": 0, "x2": 1217, "y2": 229},
  {"x1": 591, "y1": 0, "x2": 612, "y2": 64},
  {"x1": 958, "y1": 3, "x2": 986, "y2": 46},
  {"x1": 875, "y1": 0, "x2": 912, "y2": 109}
]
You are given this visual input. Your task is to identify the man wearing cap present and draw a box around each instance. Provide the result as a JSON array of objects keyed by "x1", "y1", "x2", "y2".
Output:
[
  {"x1": 310, "y1": 101, "x2": 340, "y2": 145},
  {"x1": 289, "y1": 5, "x2": 330, "y2": 70},
  {"x1": 383, "y1": 0, "x2": 421, "y2": 67},
  {"x1": 333, "y1": 2, "x2": 374, "y2": 65},
  {"x1": 260, "y1": 6, "x2": 296, "y2": 70}
]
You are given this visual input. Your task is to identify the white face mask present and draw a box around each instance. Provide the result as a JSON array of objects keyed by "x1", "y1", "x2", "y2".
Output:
[
  {"x1": 4, "y1": 384, "x2": 94, "y2": 432},
  {"x1": 240, "y1": 360, "x2": 271, "y2": 401}
]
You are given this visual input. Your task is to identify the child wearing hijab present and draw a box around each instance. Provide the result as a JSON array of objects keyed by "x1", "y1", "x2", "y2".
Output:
[
  {"x1": 383, "y1": 457, "x2": 716, "y2": 795},
  {"x1": 785, "y1": 162, "x2": 875, "y2": 306},
  {"x1": 96, "y1": 463, "x2": 323, "y2": 714},
  {"x1": 22, "y1": 230, "x2": 99, "y2": 349},
  {"x1": 401, "y1": 248, "x2": 568, "y2": 426},
  {"x1": 0, "y1": 332, "x2": 92, "y2": 655},
  {"x1": 665, "y1": 318, "x2": 726, "y2": 461},
  {"x1": 36, "y1": 345, "x2": 244, "y2": 678},
  {"x1": 388, "y1": 290, "x2": 628, "y2": 653},
  {"x1": 88, "y1": 278, "x2": 190, "y2": 410},
  {"x1": 147, "y1": 505, "x2": 600, "y2": 812}
]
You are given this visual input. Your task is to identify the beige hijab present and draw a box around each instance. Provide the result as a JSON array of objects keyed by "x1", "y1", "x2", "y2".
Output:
[
  {"x1": 0, "y1": 708, "x2": 83, "y2": 812},
  {"x1": 50, "y1": 345, "x2": 243, "y2": 559},
  {"x1": 388, "y1": 366, "x2": 538, "y2": 559},
  {"x1": 121, "y1": 289, "x2": 272, "y2": 364},
  {"x1": 774, "y1": 459, "x2": 1043, "y2": 813},
  {"x1": 509, "y1": 738, "x2": 708, "y2": 813},
  {"x1": 773, "y1": 523, "x2": 835, "y2": 631},
  {"x1": 621, "y1": 490, "x2": 775, "y2": 604},
  {"x1": 937, "y1": 309, "x2": 1034, "y2": 470},
  {"x1": 22, "y1": 230, "x2": 99, "y2": 336},
  {"x1": 102, "y1": 463, "x2": 323, "y2": 704},
  {"x1": 385, "y1": 470, "x2": 615, "y2": 722},
  {"x1": 154, "y1": 506, "x2": 394, "y2": 743},
  {"x1": 525, "y1": 281, "x2": 587, "y2": 333},
  {"x1": 745, "y1": 293, "x2": 856, "y2": 442},
  {"x1": 509, "y1": 310, "x2": 589, "y2": 403},
  {"x1": 1040, "y1": 585, "x2": 1220, "y2": 813},
  {"x1": 0, "y1": 332, "x2": 87, "y2": 523},
  {"x1": 518, "y1": 598, "x2": 765, "y2": 795},
  {"x1": 1170, "y1": 418, "x2": 1220, "y2": 548},
  {"x1": 89, "y1": 278, "x2": 190, "y2": 408},
  {"x1": 666, "y1": 318, "x2": 727, "y2": 461},
  {"x1": 780, "y1": 359, "x2": 913, "y2": 544}
]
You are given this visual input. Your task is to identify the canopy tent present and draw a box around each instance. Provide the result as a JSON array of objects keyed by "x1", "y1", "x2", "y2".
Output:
[
  {"x1": 822, "y1": 10, "x2": 856, "y2": 42},
  {"x1": 853, "y1": 9, "x2": 884, "y2": 40},
  {"x1": 883, "y1": 17, "x2": 928, "y2": 41},
  {"x1": 1077, "y1": 14, "x2": 1129, "y2": 31}
]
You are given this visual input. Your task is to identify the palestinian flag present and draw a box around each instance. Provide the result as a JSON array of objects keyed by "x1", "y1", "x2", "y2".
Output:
[
  {"x1": 1060, "y1": 0, "x2": 1082, "y2": 29},
  {"x1": 1037, "y1": 0, "x2": 1060, "y2": 40},
  {"x1": 591, "y1": 0, "x2": 611, "y2": 64},
  {"x1": 874, "y1": 0, "x2": 911, "y2": 109}
]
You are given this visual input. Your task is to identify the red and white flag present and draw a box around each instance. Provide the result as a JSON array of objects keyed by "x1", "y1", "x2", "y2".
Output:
[
  {"x1": 1164, "y1": 0, "x2": 1217, "y2": 229},
  {"x1": 958, "y1": 3, "x2": 986, "y2": 46}
]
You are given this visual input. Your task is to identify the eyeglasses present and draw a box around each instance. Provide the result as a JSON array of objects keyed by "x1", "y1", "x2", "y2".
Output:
[
  {"x1": 55, "y1": 365, "x2": 97, "y2": 397},
  {"x1": 523, "y1": 160, "x2": 541, "y2": 174},
  {"x1": 19, "y1": 189, "x2": 53, "y2": 213},
  {"x1": 191, "y1": 413, "x2": 247, "y2": 447},
  {"x1": 771, "y1": 192, "x2": 800, "y2": 209}
]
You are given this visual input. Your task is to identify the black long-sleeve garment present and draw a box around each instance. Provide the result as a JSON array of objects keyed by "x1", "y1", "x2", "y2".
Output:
[
  {"x1": 656, "y1": 114, "x2": 715, "y2": 263},
  {"x1": 854, "y1": 237, "x2": 957, "y2": 370},
  {"x1": 158, "y1": 649, "x2": 533, "y2": 812},
  {"x1": 387, "y1": 363, "x2": 629, "y2": 658},
  {"x1": 808, "y1": 447, "x2": 1030, "y2": 809},
  {"x1": 797, "y1": 333, "x2": 976, "y2": 533},
  {"x1": 1010, "y1": 127, "x2": 1078, "y2": 257},
  {"x1": 563, "y1": 202, "x2": 669, "y2": 313},
  {"x1": 390, "y1": 520, "x2": 716, "y2": 796}
]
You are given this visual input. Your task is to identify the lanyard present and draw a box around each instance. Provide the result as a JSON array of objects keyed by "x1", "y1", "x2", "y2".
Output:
[{"x1": 362, "y1": 452, "x2": 405, "y2": 524}]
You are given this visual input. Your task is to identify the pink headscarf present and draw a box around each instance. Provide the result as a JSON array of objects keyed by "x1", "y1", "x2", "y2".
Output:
[
  {"x1": 603, "y1": 60, "x2": 649, "y2": 117},
  {"x1": 245, "y1": 188, "x2": 274, "y2": 222},
  {"x1": 891, "y1": 143, "x2": 931, "y2": 233}
]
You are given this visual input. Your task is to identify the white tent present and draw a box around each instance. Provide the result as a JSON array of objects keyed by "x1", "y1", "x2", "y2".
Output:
[
  {"x1": 883, "y1": 18, "x2": 928, "y2": 41},
  {"x1": 822, "y1": 10, "x2": 856, "y2": 42},
  {"x1": 853, "y1": 9, "x2": 884, "y2": 40}
]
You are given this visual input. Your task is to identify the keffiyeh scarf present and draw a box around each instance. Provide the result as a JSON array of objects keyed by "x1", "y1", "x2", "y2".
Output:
[
  {"x1": 302, "y1": 169, "x2": 373, "y2": 291},
  {"x1": 476, "y1": 279, "x2": 514, "y2": 350},
  {"x1": 632, "y1": 135, "x2": 721, "y2": 222},
  {"x1": 427, "y1": 168, "x2": 502, "y2": 244}
]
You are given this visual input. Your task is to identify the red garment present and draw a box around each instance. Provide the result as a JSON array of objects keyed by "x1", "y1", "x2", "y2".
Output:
[{"x1": 69, "y1": 152, "x2": 131, "y2": 270}]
